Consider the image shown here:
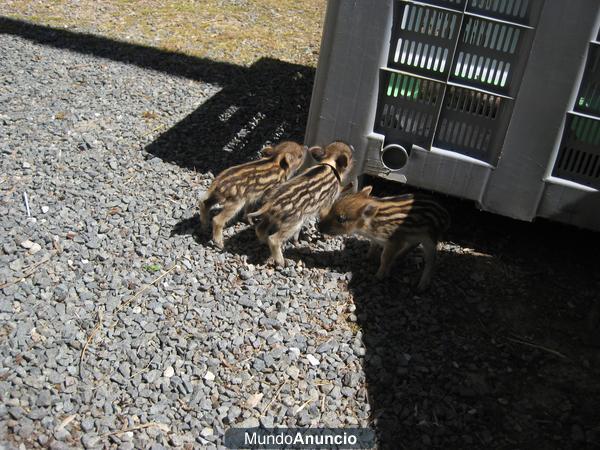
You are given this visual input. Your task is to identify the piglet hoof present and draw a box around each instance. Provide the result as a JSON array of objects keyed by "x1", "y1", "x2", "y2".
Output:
[
  {"x1": 266, "y1": 257, "x2": 285, "y2": 267},
  {"x1": 295, "y1": 228, "x2": 309, "y2": 243},
  {"x1": 212, "y1": 239, "x2": 224, "y2": 250}
]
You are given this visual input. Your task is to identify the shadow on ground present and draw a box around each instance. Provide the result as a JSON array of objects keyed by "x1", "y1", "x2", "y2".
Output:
[
  {"x1": 4, "y1": 16, "x2": 600, "y2": 448},
  {"x1": 285, "y1": 180, "x2": 600, "y2": 448},
  {"x1": 0, "y1": 16, "x2": 314, "y2": 175},
  {"x1": 181, "y1": 182, "x2": 600, "y2": 447}
]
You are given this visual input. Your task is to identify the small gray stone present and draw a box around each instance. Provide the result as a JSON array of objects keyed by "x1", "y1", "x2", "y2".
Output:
[
  {"x1": 306, "y1": 354, "x2": 320, "y2": 366},
  {"x1": 260, "y1": 416, "x2": 274, "y2": 428},
  {"x1": 239, "y1": 270, "x2": 253, "y2": 280},
  {"x1": 342, "y1": 372, "x2": 360, "y2": 387},
  {"x1": 239, "y1": 417, "x2": 260, "y2": 428},
  {"x1": 204, "y1": 370, "x2": 215, "y2": 382},
  {"x1": 81, "y1": 417, "x2": 95, "y2": 432},
  {"x1": 19, "y1": 421, "x2": 35, "y2": 439},
  {"x1": 317, "y1": 341, "x2": 333, "y2": 353},
  {"x1": 253, "y1": 359, "x2": 266, "y2": 371},
  {"x1": 143, "y1": 369, "x2": 160, "y2": 384},
  {"x1": 227, "y1": 405, "x2": 241, "y2": 421},
  {"x1": 29, "y1": 242, "x2": 42, "y2": 254},
  {"x1": 37, "y1": 390, "x2": 52, "y2": 407},
  {"x1": 8, "y1": 407, "x2": 24, "y2": 419},
  {"x1": 20, "y1": 239, "x2": 35, "y2": 249},
  {"x1": 286, "y1": 366, "x2": 300, "y2": 380},
  {"x1": 54, "y1": 427, "x2": 71, "y2": 441},
  {"x1": 169, "y1": 435, "x2": 184, "y2": 447},
  {"x1": 238, "y1": 295, "x2": 255, "y2": 308},
  {"x1": 86, "y1": 239, "x2": 101, "y2": 249},
  {"x1": 81, "y1": 434, "x2": 99, "y2": 448}
]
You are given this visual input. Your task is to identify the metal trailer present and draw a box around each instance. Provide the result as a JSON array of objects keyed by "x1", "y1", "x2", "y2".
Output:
[{"x1": 305, "y1": 0, "x2": 600, "y2": 231}]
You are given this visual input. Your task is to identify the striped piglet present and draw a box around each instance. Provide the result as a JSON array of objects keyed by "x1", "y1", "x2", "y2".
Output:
[
  {"x1": 318, "y1": 186, "x2": 450, "y2": 292},
  {"x1": 199, "y1": 141, "x2": 307, "y2": 248},
  {"x1": 248, "y1": 141, "x2": 354, "y2": 266}
]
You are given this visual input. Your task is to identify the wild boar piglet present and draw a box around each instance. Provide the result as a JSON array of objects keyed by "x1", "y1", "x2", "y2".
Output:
[
  {"x1": 248, "y1": 141, "x2": 354, "y2": 266},
  {"x1": 319, "y1": 186, "x2": 450, "y2": 292},
  {"x1": 199, "y1": 141, "x2": 306, "y2": 248}
]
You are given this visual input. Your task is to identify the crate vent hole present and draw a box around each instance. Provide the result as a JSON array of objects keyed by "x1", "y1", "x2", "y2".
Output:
[{"x1": 381, "y1": 145, "x2": 409, "y2": 170}]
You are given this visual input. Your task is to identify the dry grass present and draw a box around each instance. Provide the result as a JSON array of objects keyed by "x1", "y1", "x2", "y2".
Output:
[{"x1": 0, "y1": 0, "x2": 326, "y2": 67}]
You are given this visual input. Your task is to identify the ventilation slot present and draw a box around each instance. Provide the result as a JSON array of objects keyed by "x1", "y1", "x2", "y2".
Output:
[
  {"x1": 462, "y1": 18, "x2": 521, "y2": 53},
  {"x1": 444, "y1": 86, "x2": 502, "y2": 118},
  {"x1": 552, "y1": 115, "x2": 600, "y2": 189},
  {"x1": 434, "y1": 85, "x2": 511, "y2": 161},
  {"x1": 375, "y1": 70, "x2": 444, "y2": 148},
  {"x1": 437, "y1": 119, "x2": 492, "y2": 153},
  {"x1": 388, "y1": 3, "x2": 461, "y2": 79},
  {"x1": 394, "y1": 39, "x2": 450, "y2": 73},
  {"x1": 453, "y1": 52, "x2": 510, "y2": 88},
  {"x1": 466, "y1": 0, "x2": 539, "y2": 26},
  {"x1": 400, "y1": 4, "x2": 459, "y2": 38},
  {"x1": 380, "y1": 106, "x2": 436, "y2": 138}
]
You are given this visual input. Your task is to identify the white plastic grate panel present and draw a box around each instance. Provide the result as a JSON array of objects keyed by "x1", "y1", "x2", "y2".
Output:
[
  {"x1": 375, "y1": 70, "x2": 444, "y2": 148},
  {"x1": 388, "y1": 2, "x2": 462, "y2": 79},
  {"x1": 450, "y1": 15, "x2": 527, "y2": 95},
  {"x1": 434, "y1": 85, "x2": 511, "y2": 160}
]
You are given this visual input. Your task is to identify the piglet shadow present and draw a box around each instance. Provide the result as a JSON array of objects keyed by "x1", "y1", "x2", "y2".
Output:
[
  {"x1": 221, "y1": 226, "x2": 270, "y2": 265},
  {"x1": 284, "y1": 237, "x2": 425, "y2": 287},
  {"x1": 171, "y1": 213, "x2": 202, "y2": 238},
  {"x1": 172, "y1": 213, "x2": 269, "y2": 263}
]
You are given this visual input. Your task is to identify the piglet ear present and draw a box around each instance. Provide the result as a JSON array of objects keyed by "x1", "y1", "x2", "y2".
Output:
[
  {"x1": 360, "y1": 186, "x2": 373, "y2": 196},
  {"x1": 335, "y1": 154, "x2": 349, "y2": 172},
  {"x1": 309, "y1": 146, "x2": 326, "y2": 161},
  {"x1": 361, "y1": 203, "x2": 378, "y2": 218},
  {"x1": 261, "y1": 145, "x2": 276, "y2": 157},
  {"x1": 277, "y1": 153, "x2": 291, "y2": 171}
]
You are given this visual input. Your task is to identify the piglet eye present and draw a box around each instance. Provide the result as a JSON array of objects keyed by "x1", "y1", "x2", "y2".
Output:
[{"x1": 337, "y1": 215, "x2": 347, "y2": 223}]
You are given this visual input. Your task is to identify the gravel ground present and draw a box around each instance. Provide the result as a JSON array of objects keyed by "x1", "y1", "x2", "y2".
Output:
[
  {"x1": 0, "y1": 0, "x2": 325, "y2": 67},
  {"x1": 2, "y1": 21, "x2": 600, "y2": 450}
]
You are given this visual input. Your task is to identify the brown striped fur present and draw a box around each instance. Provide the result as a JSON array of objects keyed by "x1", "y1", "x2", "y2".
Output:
[
  {"x1": 199, "y1": 141, "x2": 306, "y2": 248},
  {"x1": 319, "y1": 186, "x2": 450, "y2": 291},
  {"x1": 248, "y1": 141, "x2": 354, "y2": 266}
]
